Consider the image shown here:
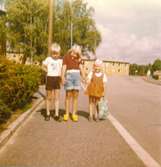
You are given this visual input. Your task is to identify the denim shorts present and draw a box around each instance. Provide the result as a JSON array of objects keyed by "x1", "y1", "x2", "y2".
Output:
[{"x1": 64, "y1": 70, "x2": 81, "y2": 90}]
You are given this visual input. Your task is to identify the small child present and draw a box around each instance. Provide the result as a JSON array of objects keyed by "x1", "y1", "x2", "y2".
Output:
[
  {"x1": 85, "y1": 59, "x2": 107, "y2": 121},
  {"x1": 42, "y1": 43, "x2": 62, "y2": 121}
]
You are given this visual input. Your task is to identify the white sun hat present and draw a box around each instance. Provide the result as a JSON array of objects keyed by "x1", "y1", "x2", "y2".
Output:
[
  {"x1": 71, "y1": 44, "x2": 81, "y2": 55},
  {"x1": 94, "y1": 59, "x2": 103, "y2": 67},
  {"x1": 51, "y1": 43, "x2": 61, "y2": 52}
]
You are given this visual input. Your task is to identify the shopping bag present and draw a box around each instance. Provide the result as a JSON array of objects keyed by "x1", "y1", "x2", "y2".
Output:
[{"x1": 98, "y1": 97, "x2": 108, "y2": 120}]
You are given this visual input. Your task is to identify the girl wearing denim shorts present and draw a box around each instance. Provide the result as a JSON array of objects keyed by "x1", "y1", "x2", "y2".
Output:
[
  {"x1": 61, "y1": 45, "x2": 85, "y2": 122},
  {"x1": 42, "y1": 43, "x2": 62, "y2": 121}
]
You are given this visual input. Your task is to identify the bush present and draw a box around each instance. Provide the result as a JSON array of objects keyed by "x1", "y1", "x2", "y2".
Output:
[
  {"x1": 0, "y1": 58, "x2": 43, "y2": 111},
  {"x1": 152, "y1": 59, "x2": 161, "y2": 72},
  {"x1": 0, "y1": 100, "x2": 11, "y2": 124},
  {"x1": 153, "y1": 75, "x2": 159, "y2": 80},
  {"x1": 129, "y1": 64, "x2": 151, "y2": 76}
]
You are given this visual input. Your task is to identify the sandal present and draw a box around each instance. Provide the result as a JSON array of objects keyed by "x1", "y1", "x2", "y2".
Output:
[
  {"x1": 45, "y1": 115, "x2": 50, "y2": 121},
  {"x1": 54, "y1": 115, "x2": 62, "y2": 122},
  {"x1": 94, "y1": 116, "x2": 99, "y2": 122},
  {"x1": 88, "y1": 116, "x2": 92, "y2": 122}
]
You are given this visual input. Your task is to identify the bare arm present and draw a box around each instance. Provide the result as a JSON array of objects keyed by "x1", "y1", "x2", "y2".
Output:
[
  {"x1": 103, "y1": 74, "x2": 108, "y2": 98},
  {"x1": 79, "y1": 64, "x2": 86, "y2": 81},
  {"x1": 42, "y1": 64, "x2": 47, "y2": 73},
  {"x1": 61, "y1": 64, "x2": 67, "y2": 85}
]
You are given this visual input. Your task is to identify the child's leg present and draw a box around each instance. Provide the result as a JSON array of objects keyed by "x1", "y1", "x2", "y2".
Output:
[
  {"x1": 89, "y1": 96, "x2": 93, "y2": 119},
  {"x1": 94, "y1": 98, "x2": 99, "y2": 121},
  {"x1": 72, "y1": 90, "x2": 79, "y2": 115},
  {"x1": 51, "y1": 90, "x2": 55, "y2": 111},
  {"x1": 46, "y1": 90, "x2": 52, "y2": 116},
  {"x1": 54, "y1": 89, "x2": 60, "y2": 117},
  {"x1": 65, "y1": 90, "x2": 72, "y2": 116}
]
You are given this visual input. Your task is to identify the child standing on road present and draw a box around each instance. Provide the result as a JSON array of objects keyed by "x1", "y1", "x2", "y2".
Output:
[
  {"x1": 42, "y1": 43, "x2": 62, "y2": 121},
  {"x1": 61, "y1": 44, "x2": 85, "y2": 122},
  {"x1": 85, "y1": 59, "x2": 107, "y2": 121}
]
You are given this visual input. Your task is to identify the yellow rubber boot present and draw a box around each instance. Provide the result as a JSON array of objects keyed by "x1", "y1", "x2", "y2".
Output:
[
  {"x1": 63, "y1": 114, "x2": 69, "y2": 121},
  {"x1": 72, "y1": 114, "x2": 78, "y2": 122}
]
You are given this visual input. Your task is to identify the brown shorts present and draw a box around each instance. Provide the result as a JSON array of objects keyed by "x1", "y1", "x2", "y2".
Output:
[{"x1": 46, "y1": 76, "x2": 61, "y2": 90}]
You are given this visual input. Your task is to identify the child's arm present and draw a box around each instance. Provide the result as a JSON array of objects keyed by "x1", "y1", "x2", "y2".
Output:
[
  {"x1": 103, "y1": 73, "x2": 107, "y2": 98},
  {"x1": 79, "y1": 64, "x2": 86, "y2": 81},
  {"x1": 86, "y1": 71, "x2": 93, "y2": 84},
  {"x1": 61, "y1": 64, "x2": 67, "y2": 85},
  {"x1": 42, "y1": 57, "x2": 48, "y2": 72},
  {"x1": 42, "y1": 64, "x2": 47, "y2": 72}
]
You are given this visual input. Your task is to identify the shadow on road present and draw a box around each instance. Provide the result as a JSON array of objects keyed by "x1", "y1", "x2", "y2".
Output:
[
  {"x1": 77, "y1": 110, "x2": 89, "y2": 119},
  {"x1": 37, "y1": 108, "x2": 89, "y2": 120}
]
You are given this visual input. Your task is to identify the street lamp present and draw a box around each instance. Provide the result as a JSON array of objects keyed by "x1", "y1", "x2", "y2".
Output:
[{"x1": 48, "y1": 0, "x2": 54, "y2": 56}]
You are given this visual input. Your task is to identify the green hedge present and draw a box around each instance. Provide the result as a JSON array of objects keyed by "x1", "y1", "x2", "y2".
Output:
[
  {"x1": 0, "y1": 58, "x2": 43, "y2": 124},
  {"x1": 0, "y1": 99, "x2": 11, "y2": 124},
  {"x1": 153, "y1": 75, "x2": 159, "y2": 80}
]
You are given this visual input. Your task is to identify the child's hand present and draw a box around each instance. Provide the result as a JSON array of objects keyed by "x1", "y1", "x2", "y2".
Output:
[
  {"x1": 61, "y1": 77, "x2": 66, "y2": 85},
  {"x1": 82, "y1": 77, "x2": 88, "y2": 84}
]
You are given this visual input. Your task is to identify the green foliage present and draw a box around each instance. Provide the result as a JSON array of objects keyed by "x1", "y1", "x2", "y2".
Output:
[
  {"x1": 0, "y1": 99, "x2": 11, "y2": 124},
  {"x1": 5, "y1": 0, "x2": 101, "y2": 62},
  {"x1": 130, "y1": 59, "x2": 161, "y2": 76},
  {"x1": 6, "y1": 0, "x2": 48, "y2": 63},
  {"x1": 153, "y1": 74, "x2": 159, "y2": 80},
  {"x1": 129, "y1": 64, "x2": 151, "y2": 76},
  {"x1": 54, "y1": 0, "x2": 101, "y2": 55},
  {"x1": 152, "y1": 59, "x2": 161, "y2": 72},
  {"x1": 0, "y1": 15, "x2": 6, "y2": 55},
  {"x1": 0, "y1": 58, "x2": 43, "y2": 110}
]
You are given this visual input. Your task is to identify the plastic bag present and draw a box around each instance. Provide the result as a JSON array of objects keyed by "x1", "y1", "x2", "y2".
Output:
[{"x1": 98, "y1": 97, "x2": 108, "y2": 120}]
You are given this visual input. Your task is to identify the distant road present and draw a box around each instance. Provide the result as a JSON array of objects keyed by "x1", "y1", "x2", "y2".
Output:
[{"x1": 107, "y1": 76, "x2": 161, "y2": 164}]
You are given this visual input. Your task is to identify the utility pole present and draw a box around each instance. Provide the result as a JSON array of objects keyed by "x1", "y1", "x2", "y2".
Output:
[
  {"x1": 48, "y1": 0, "x2": 54, "y2": 56},
  {"x1": 70, "y1": 0, "x2": 73, "y2": 47}
]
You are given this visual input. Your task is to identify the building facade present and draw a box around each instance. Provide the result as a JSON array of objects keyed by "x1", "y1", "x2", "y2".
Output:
[{"x1": 84, "y1": 59, "x2": 129, "y2": 76}]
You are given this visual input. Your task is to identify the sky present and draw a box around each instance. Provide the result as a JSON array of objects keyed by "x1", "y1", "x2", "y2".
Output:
[{"x1": 87, "y1": 0, "x2": 161, "y2": 64}]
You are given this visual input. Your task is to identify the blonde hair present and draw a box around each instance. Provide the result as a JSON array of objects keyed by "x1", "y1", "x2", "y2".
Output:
[{"x1": 51, "y1": 43, "x2": 61, "y2": 53}]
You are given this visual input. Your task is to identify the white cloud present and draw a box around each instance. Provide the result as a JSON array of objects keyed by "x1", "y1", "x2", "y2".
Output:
[
  {"x1": 93, "y1": 24, "x2": 161, "y2": 64},
  {"x1": 87, "y1": 0, "x2": 161, "y2": 64}
]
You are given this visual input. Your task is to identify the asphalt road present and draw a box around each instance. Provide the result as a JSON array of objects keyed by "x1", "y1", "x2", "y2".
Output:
[
  {"x1": 0, "y1": 78, "x2": 147, "y2": 167},
  {"x1": 107, "y1": 76, "x2": 161, "y2": 165}
]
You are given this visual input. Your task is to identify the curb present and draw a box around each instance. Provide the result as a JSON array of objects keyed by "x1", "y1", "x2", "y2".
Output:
[{"x1": 0, "y1": 97, "x2": 44, "y2": 150}]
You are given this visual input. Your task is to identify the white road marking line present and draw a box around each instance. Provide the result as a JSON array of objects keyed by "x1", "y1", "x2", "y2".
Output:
[{"x1": 108, "y1": 113, "x2": 161, "y2": 167}]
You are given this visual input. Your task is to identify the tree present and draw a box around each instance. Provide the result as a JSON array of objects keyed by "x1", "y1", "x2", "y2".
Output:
[
  {"x1": 6, "y1": 0, "x2": 101, "y2": 63},
  {"x1": 54, "y1": 0, "x2": 101, "y2": 56},
  {"x1": 152, "y1": 59, "x2": 161, "y2": 72},
  {"x1": 0, "y1": 15, "x2": 6, "y2": 56},
  {"x1": 0, "y1": 0, "x2": 6, "y2": 56},
  {"x1": 129, "y1": 63, "x2": 150, "y2": 76},
  {"x1": 6, "y1": 0, "x2": 48, "y2": 63}
]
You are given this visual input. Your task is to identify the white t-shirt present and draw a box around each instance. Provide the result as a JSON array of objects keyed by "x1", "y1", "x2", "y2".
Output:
[
  {"x1": 87, "y1": 71, "x2": 107, "y2": 83},
  {"x1": 42, "y1": 57, "x2": 62, "y2": 77}
]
